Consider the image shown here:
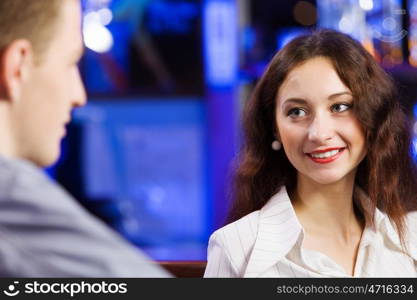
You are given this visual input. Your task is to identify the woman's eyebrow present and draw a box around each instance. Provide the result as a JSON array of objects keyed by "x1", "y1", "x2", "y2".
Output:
[
  {"x1": 328, "y1": 91, "x2": 352, "y2": 100},
  {"x1": 282, "y1": 98, "x2": 307, "y2": 105},
  {"x1": 281, "y1": 91, "x2": 352, "y2": 106}
]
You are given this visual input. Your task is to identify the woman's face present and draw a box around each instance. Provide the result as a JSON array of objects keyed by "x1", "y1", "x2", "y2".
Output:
[{"x1": 275, "y1": 56, "x2": 366, "y2": 185}]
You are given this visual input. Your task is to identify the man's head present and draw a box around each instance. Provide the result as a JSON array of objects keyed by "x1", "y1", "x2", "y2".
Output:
[{"x1": 0, "y1": 0, "x2": 86, "y2": 167}]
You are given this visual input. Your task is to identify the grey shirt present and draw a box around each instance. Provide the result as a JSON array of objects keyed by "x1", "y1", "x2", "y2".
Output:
[{"x1": 0, "y1": 155, "x2": 170, "y2": 277}]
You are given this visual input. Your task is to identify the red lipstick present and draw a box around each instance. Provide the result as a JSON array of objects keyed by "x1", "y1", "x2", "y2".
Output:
[{"x1": 306, "y1": 147, "x2": 345, "y2": 164}]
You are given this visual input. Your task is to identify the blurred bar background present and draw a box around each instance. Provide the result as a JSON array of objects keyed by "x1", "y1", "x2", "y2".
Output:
[{"x1": 46, "y1": 0, "x2": 417, "y2": 261}]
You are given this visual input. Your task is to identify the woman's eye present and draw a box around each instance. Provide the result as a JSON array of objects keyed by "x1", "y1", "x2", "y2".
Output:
[
  {"x1": 331, "y1": 103, "x2": 351, "y2": 113},
  {"x1": 287, "y1": 108, "x2": 306, "y2": 118}
]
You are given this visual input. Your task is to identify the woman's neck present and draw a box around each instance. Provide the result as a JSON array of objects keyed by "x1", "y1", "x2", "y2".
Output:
[{"x1": 291, "y1": 173, "x2": 363, "y2": 243}]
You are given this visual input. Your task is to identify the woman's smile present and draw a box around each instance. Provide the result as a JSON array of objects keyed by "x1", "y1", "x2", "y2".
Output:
[{"x1": 306, "y1": 147, "x2": 346, "y2": 164}]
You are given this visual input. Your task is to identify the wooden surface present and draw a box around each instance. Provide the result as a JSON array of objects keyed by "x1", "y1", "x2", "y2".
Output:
[{"x1": 159, "y1": 261, "x2": 207, "y2": 278}]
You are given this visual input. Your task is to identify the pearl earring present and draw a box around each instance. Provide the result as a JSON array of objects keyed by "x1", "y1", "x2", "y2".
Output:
[{"x1": 271, "y1": 140, "x2": 281, "y2": 151}]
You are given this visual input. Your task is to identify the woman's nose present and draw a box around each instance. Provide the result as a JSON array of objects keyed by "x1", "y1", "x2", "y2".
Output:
[{"x1": 307, "y1": 114, "x2": 334, "y2": 143}]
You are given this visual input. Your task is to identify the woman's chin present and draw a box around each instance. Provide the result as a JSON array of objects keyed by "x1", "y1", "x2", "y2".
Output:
[{"x1": 302, "y1": 171, "x2": 348, "y2": 186}]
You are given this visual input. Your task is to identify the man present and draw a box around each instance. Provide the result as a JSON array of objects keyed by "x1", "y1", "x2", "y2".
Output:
[{"x1": 0, "y1": 0, "x2": 169, "y2": 277}]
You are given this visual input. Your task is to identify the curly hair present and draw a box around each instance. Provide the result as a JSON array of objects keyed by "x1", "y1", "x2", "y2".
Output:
[{"x1": 229, "y1": 29, "x2": 417, "y2": 246}]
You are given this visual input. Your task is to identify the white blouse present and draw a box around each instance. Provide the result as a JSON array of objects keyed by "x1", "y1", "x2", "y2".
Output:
[{"x1": 204, "y1": 186, "x2": 417, "y2": 277}]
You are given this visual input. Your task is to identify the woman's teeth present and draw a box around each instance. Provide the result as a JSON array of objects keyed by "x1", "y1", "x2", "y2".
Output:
[{"x1": 310, "y1": 149, "x2": 340, "y2": 159}]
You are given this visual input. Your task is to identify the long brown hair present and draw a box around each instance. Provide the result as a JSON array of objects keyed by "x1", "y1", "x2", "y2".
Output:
[{"x1": 229, "y1": 29, "x2": 417, "y2": 245}]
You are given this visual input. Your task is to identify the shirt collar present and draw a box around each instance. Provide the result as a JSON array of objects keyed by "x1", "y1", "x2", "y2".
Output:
[
  {"x1": 244, "y1": 186, "x2": 302, "y2": 277},
  {"x1": 353, "y1": 186, "x2": 416, "y2": 257},
  {"x1": 243, "y1": 185, "x2": 417, "y2": 277}
]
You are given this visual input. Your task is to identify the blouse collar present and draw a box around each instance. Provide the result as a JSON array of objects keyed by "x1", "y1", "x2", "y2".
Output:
[{"x1": 244, "y1": 185, "x2": 416, "y2": 277}]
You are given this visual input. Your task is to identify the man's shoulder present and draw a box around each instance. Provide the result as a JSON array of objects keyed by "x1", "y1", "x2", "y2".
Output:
[
  {"x1": 0, "y1": 156, "x2": 170, "y2": 277},
  {"x1": 0, "y1": 155, "x2": 81, "y2": 216},
  {"x1": 0, "y1": 155, "x2": 55, "y2": 195},
  {"x1": 0, "y1": 156, "x2": 34, "y2": 189},
  {"x1": 0, "y1": 155, "x2": 96, "y2": 240}
]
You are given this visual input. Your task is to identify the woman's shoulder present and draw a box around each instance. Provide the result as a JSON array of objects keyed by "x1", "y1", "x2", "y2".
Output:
[
  {"x1": 210, "y1": 210, "x2": 260, "y2": 250},
  {"x1": 405, "y1": 210, "x2": 417, "y2": 222},
  {"x1": 206, "y1": 211, "x2": 261, "y2": 277},
  {"x1": 213, "y1": 210, "x2": 261, "y2": 237},
  {"x1": 405, "y1": 211, "x2": 417, "y2": 234},
  {"x1": 404, "y1": 211, "x2": 417, "y2": 257},
  {"x1": 405, "y1": 211, "x2": 417, "y2": 236}
]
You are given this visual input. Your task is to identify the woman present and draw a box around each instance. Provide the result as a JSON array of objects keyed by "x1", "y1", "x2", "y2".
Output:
[{"x1": 204, "y1": 30, "x2": 417, "y2": 277}]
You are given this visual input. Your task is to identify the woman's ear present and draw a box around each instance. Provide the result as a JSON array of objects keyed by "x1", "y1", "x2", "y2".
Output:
[
  {"x1": 274, "y1": 128, "x2": 282, "y2": 143},
  {"x1": 0, "y1": 39, "x2": 33, "y2": 101}
]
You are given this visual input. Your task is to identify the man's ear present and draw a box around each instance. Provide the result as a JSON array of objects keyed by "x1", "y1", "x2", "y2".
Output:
[{"x1": 0, "y1": 39, "x2": 33, "y2": 101}]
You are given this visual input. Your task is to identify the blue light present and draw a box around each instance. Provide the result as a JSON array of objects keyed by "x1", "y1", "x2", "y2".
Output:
[
  {"x1": 203, "y1": 0, "x2": 238, "y2": 88},
  {"x1": 412, "y1": 137, "x2": 417, "y2": 162},
  {"x1": 277, "y1": 28, "x2": 309, "y2": 50},
  {"x1": 147, "y1": 0, "x2": 199, "y2": 35}
]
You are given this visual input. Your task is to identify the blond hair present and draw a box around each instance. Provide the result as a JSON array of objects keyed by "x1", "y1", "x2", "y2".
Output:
[{"x1": 0, "y1": 0, "x2": 63, "y2": 61}]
